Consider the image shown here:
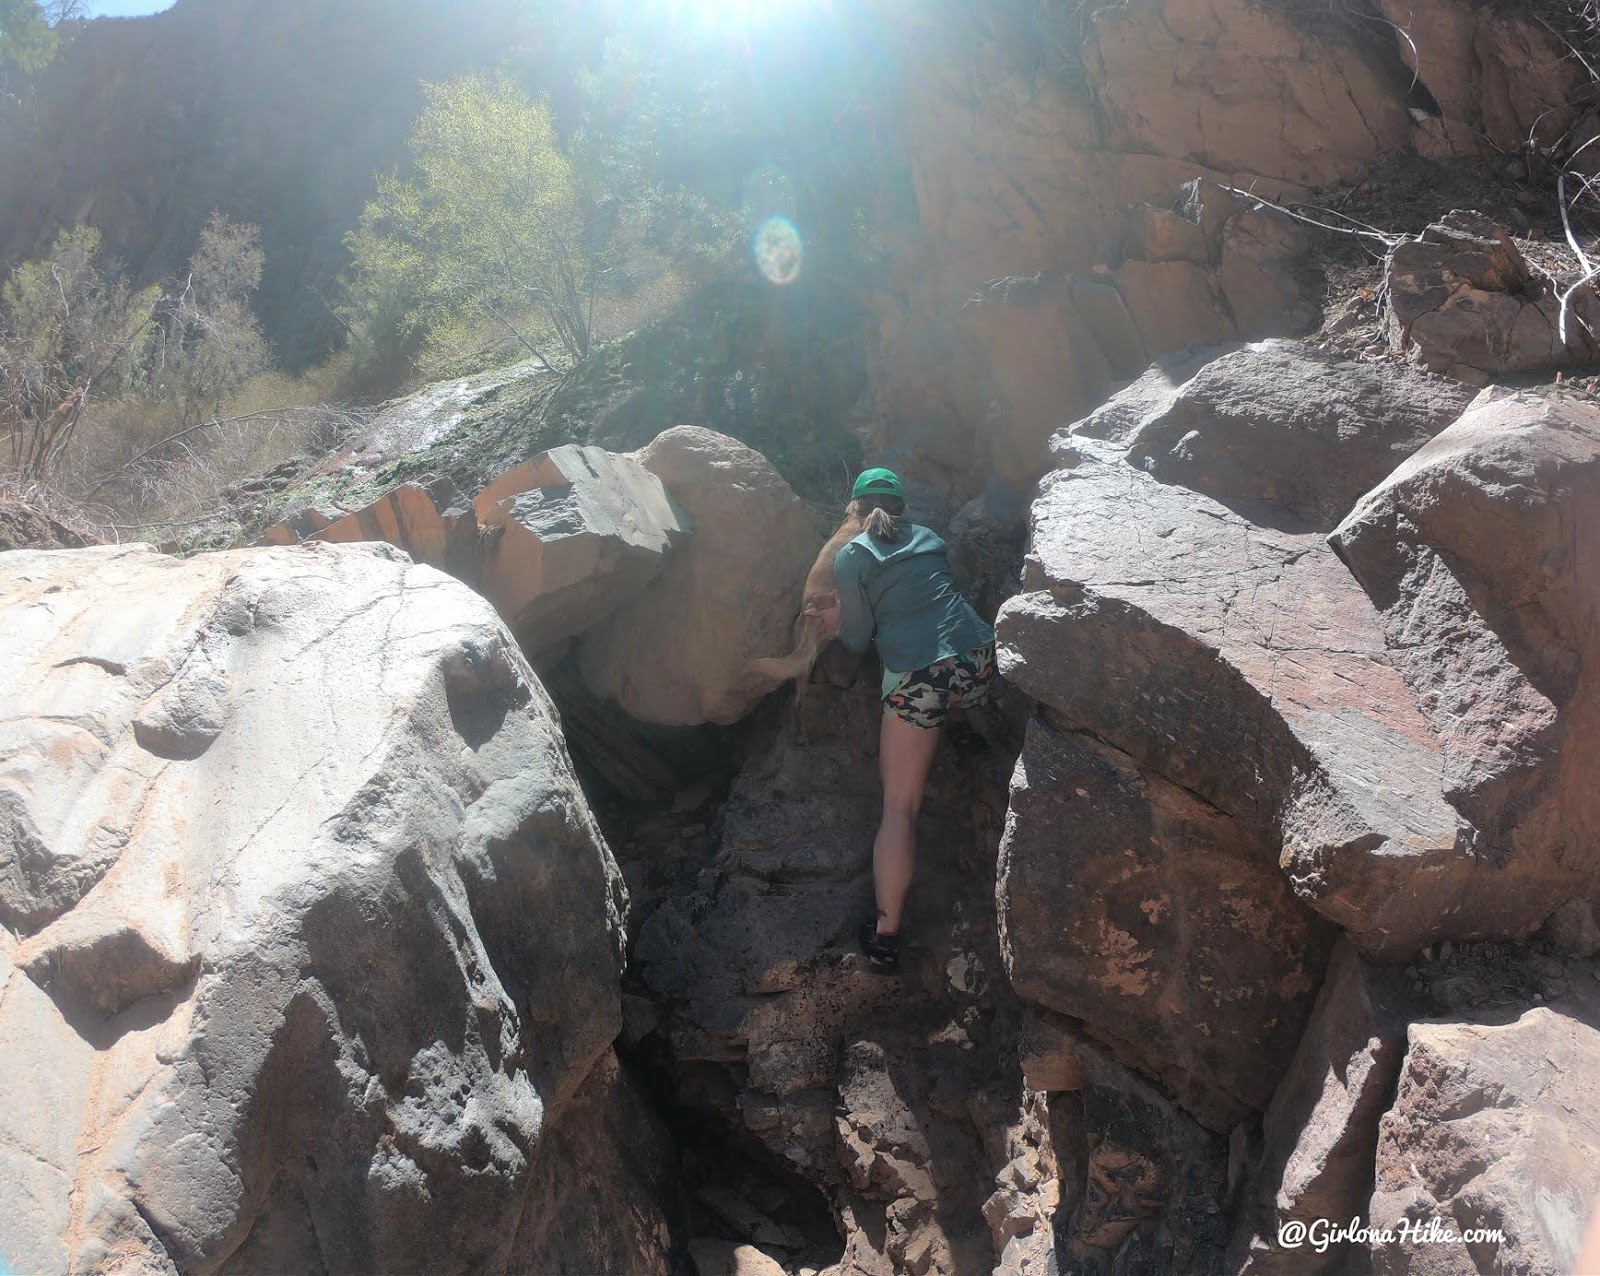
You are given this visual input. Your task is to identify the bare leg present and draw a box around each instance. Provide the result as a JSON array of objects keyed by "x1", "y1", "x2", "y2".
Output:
[{"x1": 873, "y1": 708, "x2": 942, "y2": 936}]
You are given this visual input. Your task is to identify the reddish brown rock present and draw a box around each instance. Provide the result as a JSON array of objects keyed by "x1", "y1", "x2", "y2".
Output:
[
  {"x1": 1216, "y1": 201, "x2": 1318, "y2": 339},
  {"x1": 258, "y1": 502, "x2": 340, "y2": 547},
  {"x1": 1085, "y1": 0, "x2": 1413, "y2": 193},
  {"x1": 314, "y1": 475, "x2": 479, "y2": 582},
  {"x1": 1124, "y1": 205, "x2": 1209, "y2": 264},
  {"x1": 1124, "y1": 340, "x2": 1474, "y2": 528},
  {"x1": 1331, "y1": 389, "x2": 1600, "y2": 909},
  {"x1": 577, "y1": 427, "x2": 817, "y2": 727},
  {"x1": 961, "y1": 273, "x2": 1142, "y2": 489},
  {"x1": 1229, "y1": 940, "x2": 1416, "y2": 1274},
  {"x1": 999, "y1": 437, "x2": 1476, "y2": 960},
  {"x1": 1000, "y1": 716, "x2": 1334, "y2": 1130},
  {"x1": 1376, "y1": 0, "x2": 1592, "y2": 156},
  {"x1": 1113, "y1": 258, "x2": 1234, "y2": 357},
  {"x1": 1367, "y1": 976, "x2": 1600, "y2": 1275},
  {"x1": 1385, "y1": 212, "x2": 1600, "y2": 381}
]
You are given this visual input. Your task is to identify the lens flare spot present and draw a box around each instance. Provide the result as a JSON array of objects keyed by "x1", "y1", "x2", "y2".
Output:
[{"x1": 753, "y1": 216, "x2": 803, "y2": 286}]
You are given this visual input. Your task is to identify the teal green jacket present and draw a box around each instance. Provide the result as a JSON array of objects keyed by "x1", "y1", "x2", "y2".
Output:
[{"x1": 833, "y1": 524, "x2": 995, "y2": 693}]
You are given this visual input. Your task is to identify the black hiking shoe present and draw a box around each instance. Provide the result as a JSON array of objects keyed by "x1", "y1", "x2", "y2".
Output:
[{"x1": 859, "y1": 919, "x2": 901, "y2": 973}]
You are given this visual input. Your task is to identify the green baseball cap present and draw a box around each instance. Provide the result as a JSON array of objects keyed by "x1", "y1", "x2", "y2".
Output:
[{"x1": 851, "y1": 467, "x2": 905, "y2": 501}]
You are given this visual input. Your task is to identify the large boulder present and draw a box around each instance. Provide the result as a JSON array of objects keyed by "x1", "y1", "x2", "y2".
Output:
[
  {"x1": 1124, "y1": 340, "x2": 1475, "y2": 528},
  {"x1": 1331, "y1": 389, "x2": 1600, "y2": 903},
  {"x1": 0, "y1": 542, "x2": 666, "y2": 1276},
  {"x1": 578, "y1": 427, "x2": 818, "y2": 727},
  {"x1": 473, "y1": 443, "x2": 687, "y2": 659},
  {"x1": 1367, "y1": 973, "x2": 1600, "y2": 1275},
  {"x1": 999, "y1": 435, "x2": 1477, "y2": 960},
  {"x1": 999, "y1": 716, "x2": 1333, "y2": 1131}
]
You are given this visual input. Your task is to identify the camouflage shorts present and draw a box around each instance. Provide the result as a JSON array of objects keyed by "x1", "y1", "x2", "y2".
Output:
[{"x1": 884, "y1": 644, "x2": 997, "y2": 729}]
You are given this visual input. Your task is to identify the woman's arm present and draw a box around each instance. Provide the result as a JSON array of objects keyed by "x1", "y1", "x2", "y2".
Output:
[{"x1": 832, "y1": 545, "x2": 874, "y2": 654}]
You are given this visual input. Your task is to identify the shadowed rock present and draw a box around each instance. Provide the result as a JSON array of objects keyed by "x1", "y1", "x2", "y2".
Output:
[
  {"x1": 1124, "y1": 340, "x2": 1475, "y2": 529},
  {"x1": 999, "y1": 717, "x2": 1335, "y2": 1131},
  {"x1": 1229, "y1": 940, "x2": 1416, "y2": 1275}
]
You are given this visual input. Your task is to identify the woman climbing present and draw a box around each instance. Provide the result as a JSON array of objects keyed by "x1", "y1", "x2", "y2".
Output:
[{"x1": 806, "y1": 467, "x2": 996, "y2": 974}]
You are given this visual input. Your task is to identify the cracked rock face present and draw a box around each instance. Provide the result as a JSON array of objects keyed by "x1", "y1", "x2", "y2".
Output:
[
  {"x1": 1385, "y1": 213, "x2": 1600, "y2": 382},
  {"x1": 1001, "y1": 345, "x2": 1594, "y2": 968},
  {"x1": 1000, "y1": 433, "x2": 1470, "y2": 959},
  {"x1": 999, "y1": 716, "x2": 1334, "y2": 1131},
  {"x1": 0, "y1": 542, "x2": 667, "y2": 1276}
]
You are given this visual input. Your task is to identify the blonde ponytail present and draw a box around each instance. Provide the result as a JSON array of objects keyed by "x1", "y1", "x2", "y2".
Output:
[{"x1": 849, "y1": 497, "x2": 907, "y2": 543}]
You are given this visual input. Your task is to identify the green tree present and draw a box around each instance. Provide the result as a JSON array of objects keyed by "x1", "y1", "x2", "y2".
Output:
[
  {"x1": 344, "y1": 73, "x2": 602, "y2": 375},
  {"x1": 0, "y1": 0, "x2": 83, "y2": 99}
]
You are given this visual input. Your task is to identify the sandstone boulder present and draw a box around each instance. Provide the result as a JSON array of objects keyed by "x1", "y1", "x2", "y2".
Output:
[
  {"x1": 474, "y1": 443, "x2": 687, "y2": 658},
  {"x1": 0, "y1": 542, "x2": 665, "y2": 1276},
  {"x1": 999, "y1": 717, "x2": 1334, "y2": 1131},
  {"x1": 577, "y1": 426, "x2": 817, "y2": 727},
  {"x1": 1331, "y1": 389, "x2": 1600, "y2": 901},
  {"x1": 1124, "y1": 340, "x2": 1475, "y2": 528},
  {"x1": 999, "y1": 437, "x2": 1478, "y2": 959},
  {"x1": 1385, "y1": 211, "x2": 1600, "y2": 381},
  {"x1": 1367, "y1": 976, "x2": 1600, "y2": 1275}
]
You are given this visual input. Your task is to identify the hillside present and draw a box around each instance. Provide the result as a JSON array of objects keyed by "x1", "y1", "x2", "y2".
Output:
[{"x1": 0, "y1": 0, "x2": 537, "y2": 367}]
